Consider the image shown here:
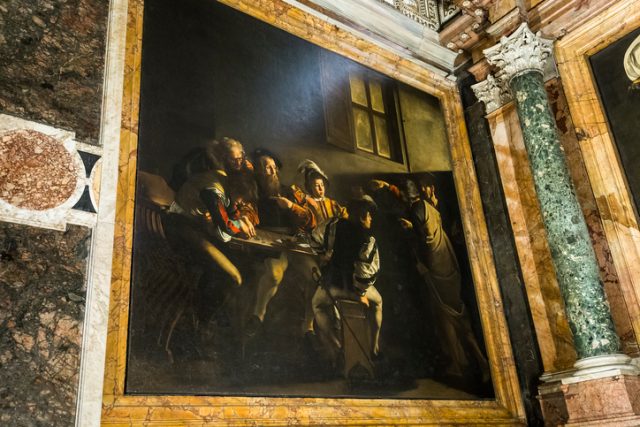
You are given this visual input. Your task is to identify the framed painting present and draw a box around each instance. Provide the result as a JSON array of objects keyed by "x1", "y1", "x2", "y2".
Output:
[{"x1": 102, "y1": 0, "x2": 524, "y2": 424}]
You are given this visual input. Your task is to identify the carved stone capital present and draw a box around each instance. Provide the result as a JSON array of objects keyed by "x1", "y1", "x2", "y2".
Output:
[
  {"x1": 484, "y1": 22, "x2": 554, "y2": 82},
  {"x1": 471, "y1": 73, "x2": 512, "y2": 114}
]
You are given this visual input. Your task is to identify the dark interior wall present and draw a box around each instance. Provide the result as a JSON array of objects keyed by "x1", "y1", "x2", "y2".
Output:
[
  {"x1": 138, "y1": 0, "x2": 448, "y2": 195},
  {"x1": 590, "y1": 27, "x2": 640, "y2": 215}
]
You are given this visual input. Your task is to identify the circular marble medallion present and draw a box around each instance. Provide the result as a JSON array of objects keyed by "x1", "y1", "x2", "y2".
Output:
[{"x1": 0, "y1": 129, "x2": 80, "y2": 210}]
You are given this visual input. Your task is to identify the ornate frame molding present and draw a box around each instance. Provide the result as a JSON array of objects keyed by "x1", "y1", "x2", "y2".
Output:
[
  {"x1": 555, "y1": 0, "x2": 640, "y2": 351},
  {"x1": 101, "y1": 0, "x2": 525, "y2": 424}
]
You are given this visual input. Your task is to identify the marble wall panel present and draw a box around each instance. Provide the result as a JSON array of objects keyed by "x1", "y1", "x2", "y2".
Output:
[
  {"x1": 0, "y1": 0, "x2": 109, "y2": 144},
  {"x1": 545, "y1": 78, "x2": 638, "y2": 356},
  {"x1": 0, "y1": 222, "x2": 91, "y2": 426}
]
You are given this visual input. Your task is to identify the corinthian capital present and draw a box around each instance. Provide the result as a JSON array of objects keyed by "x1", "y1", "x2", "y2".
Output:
[
  {"x1": 484, "y1": 22, "x2": 554, "y2": 82},
  {"x1": 471, "y1": 73, "x2": 512, "y2": 114}
]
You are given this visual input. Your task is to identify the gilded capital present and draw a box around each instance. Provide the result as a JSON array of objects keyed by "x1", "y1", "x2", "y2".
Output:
[
  {"x1": 483, "y1": 22, "x2": 554, "y2": 82},
  {"x1": 471, "y1": 73, "x2": 512, "y2": 114}
]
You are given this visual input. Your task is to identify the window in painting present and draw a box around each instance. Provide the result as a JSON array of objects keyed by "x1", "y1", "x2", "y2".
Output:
[{"x1": 348, "y1": 73, "x2": 397, "y2": 160}]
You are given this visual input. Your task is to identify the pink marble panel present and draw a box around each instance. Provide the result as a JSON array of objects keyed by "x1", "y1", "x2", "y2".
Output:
[
  {"x1": 0, "y1": 129, "x2": 78, "y2": 211},
  {"x1": 562, "y1": 375, "x2": 640, "y2": 424}
]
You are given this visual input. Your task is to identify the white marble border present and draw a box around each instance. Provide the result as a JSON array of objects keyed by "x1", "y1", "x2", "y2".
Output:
[{"x1": 74, "y1": 0, "x2": 129, "y2": 424}]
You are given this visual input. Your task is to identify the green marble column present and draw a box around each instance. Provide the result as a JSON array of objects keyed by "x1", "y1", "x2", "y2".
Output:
[
  {"x1": 509, "y1": 70, "x2": 619, "y2": 358},
  {"x1": 474, "y1": 23, "x2": 623, "y2": 362}
]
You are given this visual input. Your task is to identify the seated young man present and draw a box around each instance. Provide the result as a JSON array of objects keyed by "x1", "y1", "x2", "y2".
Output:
[{"x1": 311, "y1": 195, "x2": 382, "y2": 371}]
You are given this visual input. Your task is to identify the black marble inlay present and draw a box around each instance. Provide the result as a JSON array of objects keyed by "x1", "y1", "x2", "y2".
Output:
[
  {"x1": 72, "y1": 186, "x2": 96, "y2": 213},
  {"x1": 458, "y1": 72, "x2": 544, "y2": 426},
  {"x1": 78, "y1": 151, "x2": 101, "y2": 178}
]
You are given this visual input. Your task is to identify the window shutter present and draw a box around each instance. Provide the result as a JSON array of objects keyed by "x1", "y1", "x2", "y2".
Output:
[{"x1": 319, "y1": 50, "x2": 354, "y2": 152}]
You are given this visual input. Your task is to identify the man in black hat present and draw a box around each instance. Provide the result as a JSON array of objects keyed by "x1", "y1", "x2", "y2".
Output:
[{"x1": 311, "y1": 195, "x2": 383, "y2": 367}]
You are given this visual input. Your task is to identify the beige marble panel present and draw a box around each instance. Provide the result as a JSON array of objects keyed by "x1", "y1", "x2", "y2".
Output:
[
  {"x1": 74, "y1": 0, "x2": 130, "y2": 425},
  {"x1": 100, "y1": 0, "x2": 526, "y2": 424},
  {"x1": 487, "y1": 1, "x2": 518, "y2": 26},
  {"x1": 487, "y1": 103, "x2": 577, "y2": 373},
  {"x1": 556, "y1": 0, "x2": 640, "y2": 355},
  {"x1": 527, "y1": 0, "x2": 623, "y2": 39}
]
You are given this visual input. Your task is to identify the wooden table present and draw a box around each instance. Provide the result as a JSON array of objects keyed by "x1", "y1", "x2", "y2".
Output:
[{"x1": 228, "y1": 228, "x2": 318, "y2": 256}]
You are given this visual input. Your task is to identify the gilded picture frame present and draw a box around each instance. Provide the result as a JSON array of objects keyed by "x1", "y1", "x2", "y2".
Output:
[{"x1": 101, "y1": 0, "x2": 525, "y2": 424}]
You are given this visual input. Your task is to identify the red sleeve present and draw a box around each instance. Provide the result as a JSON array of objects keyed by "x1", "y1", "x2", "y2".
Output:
[{"x1": 200, "y1": 189, "x2": 243, "y2": 235}]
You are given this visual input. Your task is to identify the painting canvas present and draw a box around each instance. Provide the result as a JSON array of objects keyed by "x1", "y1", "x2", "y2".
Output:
[{"x1": 125, "y1": 0, "x2": 493, "y2": 400}]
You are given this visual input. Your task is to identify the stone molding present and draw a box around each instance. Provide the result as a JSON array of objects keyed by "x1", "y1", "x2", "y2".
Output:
[
  {"x1": 484, "y1": 22, "x2": 554, "y2": 82},
  {"x1": 563, "y1": 354, "x2": 640, "y2": 384},
  {"x1": 284, "y1": 0, "x2": 458, "y2": 74},
  {"x1": 0, "y1": 114, "x2": 101, "y2": 231},
  {"x1": 439, "y1": 0, "x2": 492, "y2": 53}
]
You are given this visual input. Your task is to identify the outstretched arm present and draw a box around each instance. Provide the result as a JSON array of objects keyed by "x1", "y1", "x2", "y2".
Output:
[{"x1": 200, "y1": 188, "x2": 244, "y2": 236}]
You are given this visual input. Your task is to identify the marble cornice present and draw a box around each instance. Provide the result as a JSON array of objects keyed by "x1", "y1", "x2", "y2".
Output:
[
  {"x1": 284, "y1": 0, "x2": 458, "y2": 74},
  {"x1": 439, "y1": 0, "x2": 494, "y2": 54},
  {"x1": 527, "y1": 0, "x2": 621, "y2": 39}
]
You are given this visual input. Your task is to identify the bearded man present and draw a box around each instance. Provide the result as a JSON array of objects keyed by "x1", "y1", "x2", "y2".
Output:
[{"x1": 246, "y1": 149, "x2": 315, "y2": 336}]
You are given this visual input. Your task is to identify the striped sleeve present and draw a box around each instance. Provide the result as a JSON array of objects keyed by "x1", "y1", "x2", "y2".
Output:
[{"x1": 200, "y1": 188, "x2": 243, "y2": 236}]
